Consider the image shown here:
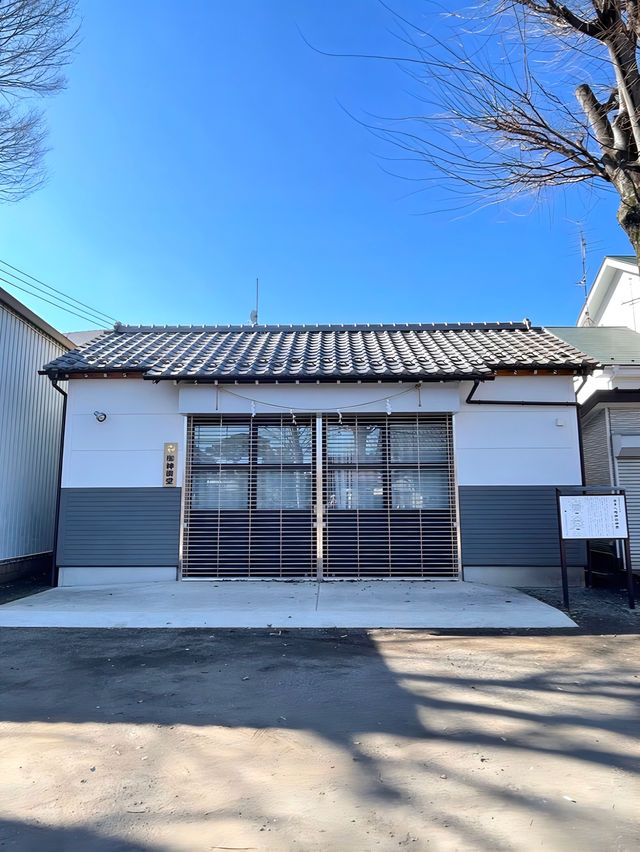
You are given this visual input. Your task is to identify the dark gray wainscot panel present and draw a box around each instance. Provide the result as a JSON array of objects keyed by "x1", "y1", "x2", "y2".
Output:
[
  {"x1": 459, "y1": 486, "x2": 586, "y2": 567},
  {"x1": 58, "y1": 488, "x2": 181, "y2": 566}
]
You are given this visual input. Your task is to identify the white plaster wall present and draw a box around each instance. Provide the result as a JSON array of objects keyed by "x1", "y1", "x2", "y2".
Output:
[
  {"x1": 578, "y1": 367, "x2": 640, "y2": 403},
  {"x1": 62, "y1": 380, "x2": 184, "y2": 488},
  {"x1": 576, "y1": 369, "x2": 613, "y2": 404},
  {"x1": 63, "y1": 375, "x2": 583, "y2": 489},
  {"x1": 593, "y1": 270, "x2": 640, "y2": 330},
  {"x1": 609, "y1": 372, "x2": 640, "y2": 390},
  {"x1": 454, "y1": 377, "x2": 582, "y2": 486}
]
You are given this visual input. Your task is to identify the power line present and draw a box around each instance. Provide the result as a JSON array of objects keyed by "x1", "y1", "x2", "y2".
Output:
[
  {"x1": 0, "y1": 274, "x2": 115, "y2": 327},
  {"x1": 1, "y1": 272, "x2": 114, "y2": 328},
  {"x1": 0, "y1": 257, "x2": 119, "y2": 327},
  {"x1": 0, "y1": 257, "x2": 118, "y2": 324}
]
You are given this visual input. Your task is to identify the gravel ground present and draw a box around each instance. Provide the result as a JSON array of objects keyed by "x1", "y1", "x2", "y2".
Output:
[
  {"x1": 523, "y1": 584, "x2": 640, "y2": 634},
  {"x1": 0, "y1": 626, "x2": 638, "y2": 851},
  {"x1": 0, "y1": 577, "x2": 638, "y2": 851}
]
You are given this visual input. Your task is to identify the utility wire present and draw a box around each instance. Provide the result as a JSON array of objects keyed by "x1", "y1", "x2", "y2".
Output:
[
  {"x1": 0, "y1": 274, "x2": 115, "y2": 327},
  {"x1": 1, "y1": 272, "x2": 114, "y2": 327},
  {"x1": 0, "y1": 257, "x2": 118, "y2": 325},
  {"x1": 0, "y1": 257, "x2": 119, "y2": 327}
]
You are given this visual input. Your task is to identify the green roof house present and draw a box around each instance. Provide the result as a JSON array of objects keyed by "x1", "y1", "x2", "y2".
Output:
[{"x1": 551, "y1": 256, "x2": 640, "y2": 574}]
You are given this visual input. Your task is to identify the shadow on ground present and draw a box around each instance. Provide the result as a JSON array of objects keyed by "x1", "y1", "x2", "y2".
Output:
[
  {"x1": 0, "y1": 625, "x2": 638, "y2": 850},
  {"x1": 0, "y1": 571, "x2": 50, "y2": 606},
  {"x1": 0, "y1": 817, "x2": 148, "y2": 851}
]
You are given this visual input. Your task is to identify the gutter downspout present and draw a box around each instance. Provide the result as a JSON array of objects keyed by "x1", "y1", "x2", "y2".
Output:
[
  {"x1": 465, "y1": 376, "x2": 588, "y2": 407},
  {"x1": 49, "y1": 377, "x2": 68, "y2": 587}
]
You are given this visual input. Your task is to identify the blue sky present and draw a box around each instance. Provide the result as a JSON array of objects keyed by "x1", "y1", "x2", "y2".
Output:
[{"x1": 0, "y1": 0, "x2": 631, "y2": 333}]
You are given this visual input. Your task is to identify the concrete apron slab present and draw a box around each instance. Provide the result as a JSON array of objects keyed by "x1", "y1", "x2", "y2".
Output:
[{"x1": 0, "y1": 580, "x2": 576, "y2": 629}]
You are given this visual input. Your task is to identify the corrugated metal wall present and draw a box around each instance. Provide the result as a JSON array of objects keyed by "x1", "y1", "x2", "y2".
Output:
[
  {"x1": 608, "y1": 408, "x2": 640, "y2": 570},
  {"x1": 582, "y1": 410, "x2": 613, "y2": 486},
  {"x1": 609, "y1": 409, "x2": 640, "y2": 433},
  {"x1": 0, "y1": 304, "x2": 67, "y2": 561},
  {"x1": 616, "y1": 459, "x2": 640, "y2": 569}
]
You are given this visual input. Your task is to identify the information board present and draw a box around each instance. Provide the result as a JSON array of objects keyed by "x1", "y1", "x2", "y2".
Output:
[{"x1": 559, "y1": 495, "x2": 628, "y2": 540}]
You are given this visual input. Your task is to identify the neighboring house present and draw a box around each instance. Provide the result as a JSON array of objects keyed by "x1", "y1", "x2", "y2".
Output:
[
  {"x1": 550, "y1": 255, "x2": 640, "y2": 573},
  {"x1": 42, "y1": 321, "x2": 596, "y2": 588},
  {"x1": 578, "y1": 255, "x2": 640, "y2": 330},
  {"x1": 0, "y1": 288, "x2": 73, "y2": 581}
]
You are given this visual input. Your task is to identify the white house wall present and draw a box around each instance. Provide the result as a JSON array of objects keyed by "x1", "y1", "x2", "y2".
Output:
[
  {"x1": 576, "y1": 370, "x2": 613, "y2": 404},
  {"x1": 578, "y1": 259, "x2": 640, "y2": 329},
  {"x1": 455, "y1": 377, "x2": 582, "y2": 486},
  {"x1": 608, "y1": 372, "x2": 640, "y2": 390},
  {"x1": 178, "y1": 381, "x2": 459, "y2": 414},
  {"x1": 577, "y1": 367, "x2": 640, "y2": 404},
  {"x1": 62, "y1": 379, "x2": 184, "y2": 488},
  {"x1": 591, "y1": 268, "x2": 640, "y2": 330},
  {"x1": 63, "y1": 377, "x2": 581, "y2": 490}
]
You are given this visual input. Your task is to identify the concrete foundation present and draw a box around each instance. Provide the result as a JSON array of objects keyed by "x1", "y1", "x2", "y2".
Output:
[
  {"x1": 0, "y1": 580, "x2": 576, "y2": 628},
  {"x1": 58, "y1": 566, "x2": 177, "y2": 586},
  {"x1": 464, "y1": 564, "x2": 585, "y2": 588}
]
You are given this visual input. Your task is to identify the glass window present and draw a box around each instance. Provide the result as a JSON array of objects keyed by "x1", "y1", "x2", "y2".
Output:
[
  {"x1": 193, "y1": 425, "x2": 250, "y2": 464},
  {"x1": 191, "y1": 470, "x2": 249, "y2": 509},
  {"x1": 358, "y1": 423, "x2": 383, "y2": 463},
  {"x1": 327, "y1": 470, "x2": 384, "y2": 509},
  {"x1": 326, "y1": 423, "x2": 383, "y2": 463},
  {"x1": 391, "y1": 469, "x2": 450, "y2": 510},
  {"x1": 390, "y1": 423, "x2": 449, "y2": 463},
  {"x1": 256, "y1": 425, "x2": 312, "y2": 464},
  {"x1": 326, "y1": 425, "x2": 356, "y2": 464},
  {"x1": 256, "y1": 470, "x2": 312, "y2": 509}
]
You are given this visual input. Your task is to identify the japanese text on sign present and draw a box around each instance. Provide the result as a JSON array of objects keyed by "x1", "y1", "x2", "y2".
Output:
[
  {"x1": 559, "y1": 495, "x2": 628, "y2": 540},
  {"x1": 163, "y1": 442, "x2": 178, "y2": 487}
]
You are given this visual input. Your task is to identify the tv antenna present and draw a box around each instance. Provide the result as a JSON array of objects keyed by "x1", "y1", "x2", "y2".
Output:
[
  {"x1": 250, "y1": 277, "x2": 259, "y2": 325},
  {"x1": 575, "y1": 225, "x2": 593, "y2": 325},
  {"x1": 577, "y1": 228, "x2": 588, "y2": 298}
]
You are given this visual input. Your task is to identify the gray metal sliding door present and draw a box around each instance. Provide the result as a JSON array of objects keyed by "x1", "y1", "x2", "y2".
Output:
[
  {"x1": 182, "y1": 412, "x2": 459, "y2": 579},
  {"x1": 182, "y1": 415, "x2": 315, "y2": 577},
  {"x1": 322, "y1": 414, "x2": 458, "y2": 578}
]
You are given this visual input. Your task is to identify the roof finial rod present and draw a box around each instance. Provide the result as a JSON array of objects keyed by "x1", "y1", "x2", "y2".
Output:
[{"x1": 250, "y1": 277, "x2": 259, "y2": 325}]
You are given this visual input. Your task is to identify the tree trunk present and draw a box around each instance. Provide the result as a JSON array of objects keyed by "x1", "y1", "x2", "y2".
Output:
[{"x1": 617, "y1": 197, "x2": 640, "y2": 265}]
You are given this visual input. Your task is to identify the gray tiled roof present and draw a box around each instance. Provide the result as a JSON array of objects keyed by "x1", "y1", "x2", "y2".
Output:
[{"x1": 42, "y1": 322, "x2": 596, "y2": 382}]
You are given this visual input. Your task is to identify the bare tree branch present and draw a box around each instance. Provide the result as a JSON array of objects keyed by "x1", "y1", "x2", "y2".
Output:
[
  {"x1": 0, "y1": 0, "x2": 79, "y2": 202},
  {"x1": 335, "y1": 1, "x2": 640, "y2": 258}
]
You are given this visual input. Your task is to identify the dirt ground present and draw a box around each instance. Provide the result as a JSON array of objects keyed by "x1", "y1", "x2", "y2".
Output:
[{"x1": 0, "y1": 597, "x2": 638, "y2": 851}]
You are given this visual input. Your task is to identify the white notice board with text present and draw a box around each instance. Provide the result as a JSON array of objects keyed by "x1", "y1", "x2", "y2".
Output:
[{"x1": 559, "y1": 495, "x2": 628, "y2": 540}]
